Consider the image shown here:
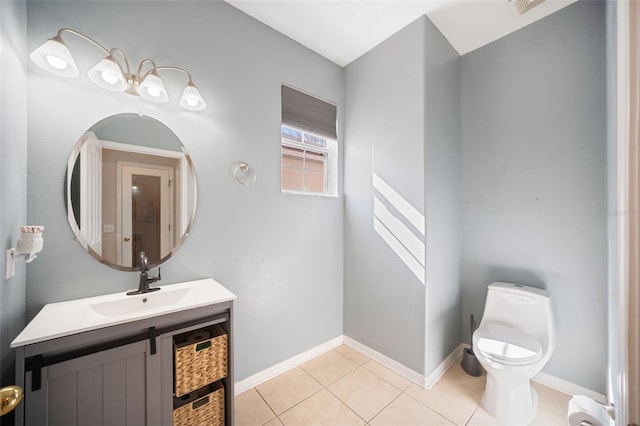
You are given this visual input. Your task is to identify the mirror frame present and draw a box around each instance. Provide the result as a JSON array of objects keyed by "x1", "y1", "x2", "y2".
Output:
[{"x1": 64, "y1": 113, "x2": 198, "y2": 271}]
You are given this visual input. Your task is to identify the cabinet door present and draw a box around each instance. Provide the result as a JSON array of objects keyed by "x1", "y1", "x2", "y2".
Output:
[{"x1": 25, "y1": 340, "x2": 157, "y2": 426}]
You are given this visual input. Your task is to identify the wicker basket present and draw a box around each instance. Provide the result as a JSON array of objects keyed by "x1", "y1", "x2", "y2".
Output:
[
  {"x1": 173, "y1": 382, "x2": 224, "y2": 426},
  {"x1": 174, "y1": 325, "x2": 228, "y2": 397}
]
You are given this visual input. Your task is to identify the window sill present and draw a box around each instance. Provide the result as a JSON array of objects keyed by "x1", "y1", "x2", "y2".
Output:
[{"x1": 281, "y1": 189, "x2": 339, "y2": 198}]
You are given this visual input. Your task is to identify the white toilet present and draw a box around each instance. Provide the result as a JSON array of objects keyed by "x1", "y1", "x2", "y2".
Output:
[{"x1": 472, "y1": 282, "x2": 555, "y2": 425}]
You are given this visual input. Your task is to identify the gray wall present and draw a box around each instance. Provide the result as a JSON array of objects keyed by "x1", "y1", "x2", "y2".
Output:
[
  {"x1": 461, "y1": 0, "x2": 607, "y2": 393},
  {"x1": 0, "y1": 0, "x2": 27, "y2": 403},
  {"x1": 344, "y1": 16, "x2": 461, "y2": 376},
  {"x1": 424, "y1": 20, "x2": 462, "y2": 374},
  {"x1": 344, "y1": 17, "x2": 427, "y2": 374},
  {"x1": 26, "y1": 1, "x2": 344, "y2": 382}
]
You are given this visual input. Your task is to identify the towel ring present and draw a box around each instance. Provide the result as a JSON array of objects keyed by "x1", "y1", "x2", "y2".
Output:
[{"x1": 233, "y1": 162, "x2": 256, "y2": 186}]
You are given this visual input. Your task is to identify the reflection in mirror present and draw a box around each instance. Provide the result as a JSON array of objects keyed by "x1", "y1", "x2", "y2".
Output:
[{"x1": 66, "y1": 113, "x2": 197, "y2": 270}]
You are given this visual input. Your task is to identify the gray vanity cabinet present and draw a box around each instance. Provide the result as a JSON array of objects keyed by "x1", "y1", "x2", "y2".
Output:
[
  {"x1": 24, "y1": 340, "x2": 155, "y2": 426},
  {"x1": 14, "y1": 300, "x2": 234, "y2": 426}
]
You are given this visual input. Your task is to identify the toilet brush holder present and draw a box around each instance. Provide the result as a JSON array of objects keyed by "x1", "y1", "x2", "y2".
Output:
[
  {"x1": 461, "y1": 347, "x2": 483, "y2": 377},
  {"x1": 462, "y1": 313, "x2": 483, "y2": 377}
]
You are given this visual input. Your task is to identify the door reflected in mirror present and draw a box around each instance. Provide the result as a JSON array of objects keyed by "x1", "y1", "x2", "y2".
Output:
[{"x1": 66, "y1": 113, "x2": 197, "y2": 270}]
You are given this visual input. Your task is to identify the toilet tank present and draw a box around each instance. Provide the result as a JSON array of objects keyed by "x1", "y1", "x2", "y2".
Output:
[{"x1": 480, "y1": 282, "x2": 555, "y2": 350}]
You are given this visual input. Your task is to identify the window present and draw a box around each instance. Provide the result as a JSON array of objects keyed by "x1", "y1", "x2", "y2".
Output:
[
  {"x1": 281, "y1": 85, "x2": 337, "y2": 196},
  {"x1": 281, "y1": 125, "x2": 328, "y2": 193}
]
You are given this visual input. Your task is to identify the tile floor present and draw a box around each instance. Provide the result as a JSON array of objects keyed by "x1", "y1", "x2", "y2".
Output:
[{"x1": 235, "y1": 345, "x2": 572, "y2": 426}]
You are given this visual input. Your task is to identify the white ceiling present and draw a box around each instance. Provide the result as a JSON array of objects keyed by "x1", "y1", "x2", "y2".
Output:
[{"x1": 224, "y1": 0, "x2": 577, "y2": 67}]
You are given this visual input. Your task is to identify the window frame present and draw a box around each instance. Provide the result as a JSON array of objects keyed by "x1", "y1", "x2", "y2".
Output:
[{"x1": 280, "y1": 124, "x2": 337, "y2": 197}]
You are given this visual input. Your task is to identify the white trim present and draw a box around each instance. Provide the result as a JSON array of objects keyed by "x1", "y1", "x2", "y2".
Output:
[
  {"x1": 281, "y1": 189, "x2": 339, "y2": 198},
  {"x1": 234, "y1": 336, "x2": 343, "y2": 395},
  {"x1": 425, "y1": 343, "x2": 467, "y2": 388},
  {"x1": 615, "y1": 1, "x2": 631, "y2": 424},
  {"x1": 342, "y1": 336, "x2": 427, "y2": 387},
  {"x1": 533, "y1": 372, "x2": 608, "y2": 405},
  {"x1": 235, "y1": 335, "x2": 609, "y2": 406},
  {"x1": 101, "y1": 140, "x2": 185, "y2": 159}
]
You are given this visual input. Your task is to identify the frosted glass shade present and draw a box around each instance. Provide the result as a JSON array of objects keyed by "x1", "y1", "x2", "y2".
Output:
[
  {"x1": 87, "y1": 55, "x2": 127, "y2": 92},
  {"x1": 179, "y1": 82, "x2": 206, "y2": 111},
  {"x1": 137, "y1": 70, "x2": 169, "y2": 103},
  {"x1": 29, "y1": 35, "x2": 79, "y2": 78}
]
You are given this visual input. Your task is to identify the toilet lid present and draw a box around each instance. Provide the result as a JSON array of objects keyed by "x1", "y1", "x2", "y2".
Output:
[{"x1": 475, "y1": 325, "x2": 542, "y2": 365}]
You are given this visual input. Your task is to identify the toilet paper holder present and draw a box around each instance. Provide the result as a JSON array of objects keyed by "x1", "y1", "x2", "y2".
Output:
[{"x1": 567, "y1": 395, "x2": 614, "y2": 426}]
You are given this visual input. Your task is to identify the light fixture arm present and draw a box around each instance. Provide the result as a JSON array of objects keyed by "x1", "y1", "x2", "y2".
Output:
[
  {"x1": 147, "y1": 66, "x2": 193, "y2": 83},
  {"x1": 57, "y1": 29, "x2": 130, "y2": 79},
  {"x1": 56, "y1": 28, "x2": 111, "y2": 56},
  {"x1": 136, "y1": 59, "x2": 159, "y2": 82},
  {"x1": 109, "y1": 48, "x2": 131, "y2": 79}
]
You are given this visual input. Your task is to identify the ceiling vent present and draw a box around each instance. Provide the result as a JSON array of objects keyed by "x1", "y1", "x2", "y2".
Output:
[{"x1": 510, "y1": 0, "x2": 547, "y2": 15}]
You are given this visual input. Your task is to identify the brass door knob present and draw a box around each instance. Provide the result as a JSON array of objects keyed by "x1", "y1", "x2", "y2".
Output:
[
  {"x1": 124, "y1": 236, "x2": 131, "y2": 242},
  {"x1": 0, "y1": 385, "x2": 23, "y2": 416}
]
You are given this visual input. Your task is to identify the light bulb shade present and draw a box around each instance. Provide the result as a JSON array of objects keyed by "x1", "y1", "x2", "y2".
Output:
[
  {"x1": 137, "y1": 70, "x2": 169, "y2": 103},
  {"x1": 87, "y1": 55, "x2": 127, "y2": 92},
  {"x1": 179, "y1": 82, "x2": 207, "y2": 111},
  {"x1": 29, "y1": 35, "x2": 79, "y2": 78}
]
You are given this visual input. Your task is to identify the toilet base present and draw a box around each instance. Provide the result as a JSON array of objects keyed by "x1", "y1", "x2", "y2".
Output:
[{"x1": 481, "y1": 373, "x2": 538, "y2": 425}]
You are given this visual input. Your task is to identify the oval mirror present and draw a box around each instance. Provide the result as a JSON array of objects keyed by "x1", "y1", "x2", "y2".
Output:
[{"x1": 65, "y1": 113, "x2": 197, "y2": 270}]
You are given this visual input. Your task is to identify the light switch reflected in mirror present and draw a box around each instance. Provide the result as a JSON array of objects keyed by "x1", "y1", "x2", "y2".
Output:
[{"x1": 65, "y1": 113, "x2": 197, "y2": 270}]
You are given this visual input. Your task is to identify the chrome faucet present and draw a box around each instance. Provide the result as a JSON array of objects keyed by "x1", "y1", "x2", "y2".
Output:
[{"x1": 127, "y1": 251, "x2": 161, "y2": 295}]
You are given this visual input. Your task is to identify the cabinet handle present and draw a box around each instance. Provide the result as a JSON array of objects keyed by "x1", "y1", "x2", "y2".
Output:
[
  {"x1": 124, "y1": 236, "x2": 131, "y2": 242},
  {"x1": 193, "y1": 396, "x2": 209, "y2": 410}
]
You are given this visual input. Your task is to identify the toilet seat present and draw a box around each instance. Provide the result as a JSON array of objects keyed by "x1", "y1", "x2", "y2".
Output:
[{"x1": 475, "y1": 324, "x2": 542, "y2": 366}]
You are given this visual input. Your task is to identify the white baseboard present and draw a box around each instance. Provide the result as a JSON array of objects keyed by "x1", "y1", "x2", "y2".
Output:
[
  {"x1": 234, "y1": 336, "x2": 343, "y2": 395},
  {"x1": 533, "y1": 371, "x2": 608, "y2": 404},
  {"x1": 342, "y1": 336, "x2": 427, "y2": 387},
  {"x1": 343, "y1": 337, "x2": 465, "y2": 389},
  {"x1": 235, "y1": 336, "x2": 607, "y2": 405},
  {"x1": 425, "y1": 343, "x2": 466, "y2": 388}
]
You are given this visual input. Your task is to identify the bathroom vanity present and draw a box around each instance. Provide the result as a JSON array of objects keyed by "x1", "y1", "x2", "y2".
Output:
[{"x1": 11, "y1": 278, "x2": 236, "y2": 426}]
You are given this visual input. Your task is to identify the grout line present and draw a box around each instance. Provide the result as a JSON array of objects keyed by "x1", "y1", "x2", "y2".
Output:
[
  {"x1": 465, "y1": 404, "x2": 482, "y2": 426},
  {"x1": 298, "y1": 348, "x2": 360, "y2": 387},
  {"x1": 240, "y1": 344, "x2": 566, "y2": 426},
  {"x1": 360, "y1": 358, "x2": 413, "y2": 391},
  {"x1": 272, "y1": 386, "x2": 325, "y2": 419},
  {"x1": 400, "y1": 389, "x2": 459, "y2": 425},
  {"x1": 367, "y1": 390, "x2": 404, "y2": 424},
  {"x1": 254, "y1": 387, "x2": 279, "y2": 420},
  {"x1": 323, "y1": 365, "x2": 370, "y2": 424}
]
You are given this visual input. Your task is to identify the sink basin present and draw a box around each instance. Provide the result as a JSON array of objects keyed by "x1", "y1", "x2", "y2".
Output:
[
  {"x1": 89, "y1": 287, "x2": 190, "y2": 318},
  {"x1": 11, "y1": 278, "x2": 237, "y2": 347}
]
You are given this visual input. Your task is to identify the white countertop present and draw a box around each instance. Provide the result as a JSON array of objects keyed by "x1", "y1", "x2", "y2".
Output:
[{"x1": 11, "y1": 278, "x2": 236, "y2": 348}]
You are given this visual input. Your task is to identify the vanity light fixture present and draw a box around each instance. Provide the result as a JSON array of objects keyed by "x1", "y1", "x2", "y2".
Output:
[{"x1": 30, "y1": 28, "x2": 207, "y2": 111}]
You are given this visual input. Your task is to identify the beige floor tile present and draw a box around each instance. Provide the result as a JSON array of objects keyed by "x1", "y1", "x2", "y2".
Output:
[
  {"x1": 300, "y1": 349, "x2": 359, "y2": 386},
  {"x1": 256, "y1": 367, "x2": 322, "y2": 415},
  {"x1": 362, "y1": 360, "x2": 412, "y2": 391},
  {"x1": 442, "y1": 356, "x2": 487, "y2": 395},
  {"x1": 263, "y1": 418, "x2": 283, "y2": 426},
  {"x1": 334, "y1": 345, "x2": 370, "y2": 365},
  {"x1": 466, "y1": 405, "x2": 501, "y2": 426},
  {"x1": 328, "y1": 367, "x2": 401, "y2": 421},
  {"x1": 235, "y1": 388, "x2": 277, "y2": 426},
  {"x1": 404, "y1": 377, "x2": 481, "y2": 425},
  {"x1": 279, "y1": 389, "x2": 365, "y2": 426},
  {"x1": 531, "y1": 382, "x2": 571, "y2": 426},
  {"x1": 369, "y1": 394, "x2": 454, "y2": 426}
]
